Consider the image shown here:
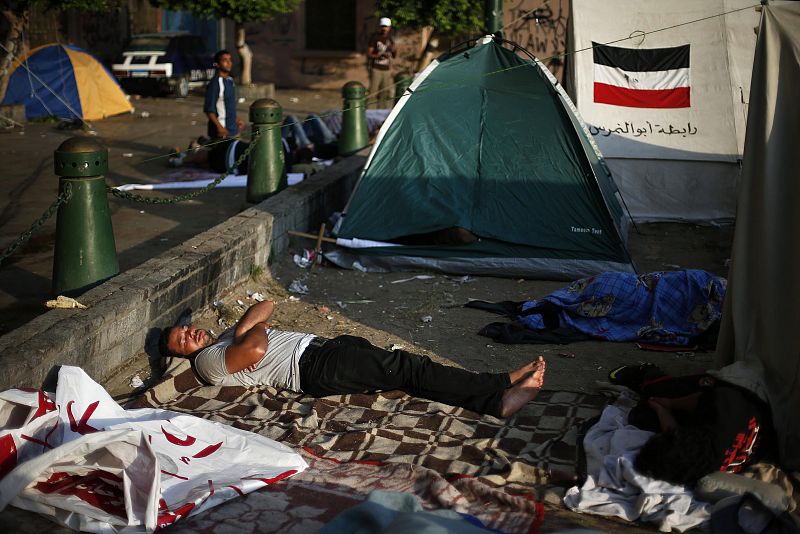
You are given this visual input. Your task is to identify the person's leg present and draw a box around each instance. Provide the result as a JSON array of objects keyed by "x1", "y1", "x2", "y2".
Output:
[
  {"x1": 377, "y1": 70, "x2": 393, "y2": 109},
  {"x1": 207, "y1": 138, "x2": 234, "y2": 173},
  {"x1": 225, "y1": 139, "x2": 249, "y2": 174},
  {"x1": 626, "y1": 367, "x2": 714, "y2": 431},
  {"x1": 368, "y1": 69, "x2": 378, "y2": 109},
  {"x1": 641, "y1": 372, "x2": 713, "y2": 399},
  {"x1": 282, "y1": 115, "x2": 312, "y2": 150},
  {"x1": 301, "y1": 335, "x2": 511, "y2": 416},
  {"x1": 499, "y1": 362, "x2": 546, "y2": 418},
  {"x1": 303, "y1": 114, "x2": 337, "y2": 146}
]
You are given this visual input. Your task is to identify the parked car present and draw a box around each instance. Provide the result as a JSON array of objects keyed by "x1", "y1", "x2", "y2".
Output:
[{"x1": 112, "y1": 32, "x2": 214, "y2": 98}]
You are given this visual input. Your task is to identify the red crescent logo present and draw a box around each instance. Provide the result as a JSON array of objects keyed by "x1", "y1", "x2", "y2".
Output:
[
  {"x1": 160, "y1": 426, "x2": 197, "y2": 447},
  {"x1": 66, "y1": 400, "x2": 100, "y2": 434},
  {"x1": 192, "y1": 442, "x2": 223, "y2": 458}
]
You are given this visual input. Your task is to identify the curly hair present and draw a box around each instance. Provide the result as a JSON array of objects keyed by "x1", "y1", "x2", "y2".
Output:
[
  {"x1": 634, "y1": 425, "x2": 718, "y2": 486},
  {"x1": 213, "y1": 49, "x2": 231, "y2": 64}
]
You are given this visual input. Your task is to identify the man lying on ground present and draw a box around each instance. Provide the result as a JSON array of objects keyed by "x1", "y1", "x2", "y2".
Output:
[
  {"x1": 608, "y1": 363, "x2": 776, "y2": 486},
  {"x1": 169, "y1": 113, "x2": 337, "y2": 174},
  {"x1": 160, "y1": 300, "x2": 546, "y2": 418}
]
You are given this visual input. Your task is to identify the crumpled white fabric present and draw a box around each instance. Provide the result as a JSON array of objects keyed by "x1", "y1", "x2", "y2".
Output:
[
  {"x1": 0, "y1": 366, "x2": 307, "y2": 532},
  {"x1": 563, "y1": 397, "x2": 710, "y2": 532}
]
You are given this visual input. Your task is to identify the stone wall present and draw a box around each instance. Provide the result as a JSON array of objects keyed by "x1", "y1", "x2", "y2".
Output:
[{"x1": 0, "y1": 153, "x2": 367, "y2": 391}]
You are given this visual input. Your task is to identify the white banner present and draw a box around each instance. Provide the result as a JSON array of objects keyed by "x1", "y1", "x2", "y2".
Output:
[{"x1": 0, "y1": 367, "x2": 307, "y2": 532}]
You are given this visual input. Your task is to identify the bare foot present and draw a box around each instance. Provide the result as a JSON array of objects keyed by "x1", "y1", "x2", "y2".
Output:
[
  {"x1": 500, "y1": 358, "x2": 546, "y2": 418},
  {"x1": 509, "y1": 355, "x2": 545, "y2": 384}
]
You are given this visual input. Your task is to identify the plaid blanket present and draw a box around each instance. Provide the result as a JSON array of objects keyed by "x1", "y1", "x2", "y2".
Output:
[{"x1": 128, "y1": 359, "x2": 607, "y2": 532}]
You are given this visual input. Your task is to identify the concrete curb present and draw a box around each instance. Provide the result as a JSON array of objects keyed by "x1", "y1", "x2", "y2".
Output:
[{"x1": 0, "y1": 152, "x2": 367, "y2": 391}]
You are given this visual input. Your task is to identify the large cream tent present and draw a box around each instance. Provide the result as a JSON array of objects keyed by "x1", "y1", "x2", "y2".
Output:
[
  {"x1": 569, "y1": 0, "x2": 761, "y2": 222},
  {"x1": 716, "y1": 2, "x2": 800, "y2": 471}
]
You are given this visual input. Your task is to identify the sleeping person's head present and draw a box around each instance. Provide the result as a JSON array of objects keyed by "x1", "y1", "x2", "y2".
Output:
[{"x1": 634, "y1": 425, "x2": 718, "y2": 486}]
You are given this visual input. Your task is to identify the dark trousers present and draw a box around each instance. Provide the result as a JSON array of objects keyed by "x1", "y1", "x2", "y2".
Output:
[{"x1": 298, "y1": 335, "x2": 510, "y2": 417}]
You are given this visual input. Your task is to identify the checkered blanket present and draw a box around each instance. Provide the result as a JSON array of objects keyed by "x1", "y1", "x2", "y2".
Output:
[{"x1": 128, "y1": 359, "x2": 607, "y2": 532}]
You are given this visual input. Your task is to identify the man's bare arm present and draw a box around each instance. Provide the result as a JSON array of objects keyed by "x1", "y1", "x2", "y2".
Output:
[
  {"x1": 225, "y1": 321, "x2": 269, "y2": 373},
  {"x1": 206, "y1": 111, "x2": 228, "y2": 137},
  {"x1": 648, "y1": 398, "x2": 679, "y2": 431},
  {"x1": 221, "y1": 301, "x2": 276, "y2": 373},
  {"x1": 234, "y1": 300, "x2": 275, "y2": 341}
]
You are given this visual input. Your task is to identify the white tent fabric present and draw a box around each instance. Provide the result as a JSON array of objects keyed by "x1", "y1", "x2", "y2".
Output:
[
  {"x1": 569, "y1": 0, "x2": 762, "y2": 222},
  {"x1": 0, "y1": 366, "x2": 307, "y2": 531},
  {"x1": 716, "y1": 2, "x2": 800, "y2": 471}
]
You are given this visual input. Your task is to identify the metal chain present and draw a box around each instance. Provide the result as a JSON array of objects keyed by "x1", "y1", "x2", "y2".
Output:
[
  {"x1": 0, "y1": 182, "x2": 72, "y2": 266},
  {"x1": 107, "y1": 130, "x2": 262, "y2": 204}
]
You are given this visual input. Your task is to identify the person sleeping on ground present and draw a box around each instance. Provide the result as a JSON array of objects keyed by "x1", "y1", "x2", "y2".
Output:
[
  {"x1": 608, "y1": 363, "x2": 777, "y2": 486},
  {"x1": 467, "y1": 269, "x2": 726, "y2": 347},
  {"x1": 159, "y1": 299, "x2": 546, "y2": 418}
]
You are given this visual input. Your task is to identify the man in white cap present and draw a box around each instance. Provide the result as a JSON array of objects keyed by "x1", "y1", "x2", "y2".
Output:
[{"x1": 367, "y1": 17, "x2": 397, "y2": 110}]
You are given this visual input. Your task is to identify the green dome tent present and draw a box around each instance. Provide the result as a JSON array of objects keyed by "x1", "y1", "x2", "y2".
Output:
[{"x1": 330, "y1": 37, "x2": 635, "y2": 280}]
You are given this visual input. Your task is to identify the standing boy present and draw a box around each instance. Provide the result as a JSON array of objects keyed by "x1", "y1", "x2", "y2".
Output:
[{"x1": 204, "y1": 50, "x2": 245, "y2": 140}]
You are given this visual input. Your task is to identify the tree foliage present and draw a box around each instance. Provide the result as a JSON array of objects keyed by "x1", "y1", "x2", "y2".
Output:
[
  {"x1": 1, "y1": 0, "x2": 110, "y2": 13},
  {"x1": 147, "y1": 0, "x2": 301, "y2": 24},
  {"x1": 375, "y1": 0, "x2": 485, "y2": 35}
]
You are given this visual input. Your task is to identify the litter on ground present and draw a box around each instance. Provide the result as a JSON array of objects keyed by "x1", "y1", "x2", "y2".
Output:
[
  {"x1": 288, "y1": 280, "x2": 309, "y2": 294},
  {"x1": 391, "y1": 275, "x2": 435, "y2": 284}
]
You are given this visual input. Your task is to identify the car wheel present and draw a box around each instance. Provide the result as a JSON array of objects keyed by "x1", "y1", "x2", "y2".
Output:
[{"x1": 175, "y1": 75, "x2": 190, "y2": 98}]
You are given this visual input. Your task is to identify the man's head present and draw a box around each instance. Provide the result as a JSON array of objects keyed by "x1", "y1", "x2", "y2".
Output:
[
  {"x1": 634, "y1": 425, "x2": 718, "y2": 486},
  {"x1": 213, "y1": 50, "x2": 233, "y2": 76},
  {"x1": 159, "y1": 324, "x2": 214, "y2": 358},
  {"x1": 378, "y1": 17, "x2": 391, "y2": 35}
]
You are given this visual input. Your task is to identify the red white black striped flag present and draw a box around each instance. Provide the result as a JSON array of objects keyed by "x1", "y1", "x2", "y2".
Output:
[{"x1": 592, "y1": 42, "x2": 690, "y2": 108}]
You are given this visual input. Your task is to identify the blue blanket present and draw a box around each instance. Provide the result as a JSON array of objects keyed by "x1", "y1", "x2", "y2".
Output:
[{"x1": 518, "y1": 270, "x2": 726, "y2": 345}]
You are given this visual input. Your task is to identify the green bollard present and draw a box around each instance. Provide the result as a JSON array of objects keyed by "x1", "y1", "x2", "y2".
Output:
[
  {"x1": 339, "y1": 81, "x2": 369, "y2": 156},
  {"x1": 394, "y1": 73, "x2": 412, "y2": 104},
  {"x1": 247, "y1": 98, "x2": 286, "y2": 203},
  {"x1": 52, "y1": 137, "x2": 118, "y2": 296}
]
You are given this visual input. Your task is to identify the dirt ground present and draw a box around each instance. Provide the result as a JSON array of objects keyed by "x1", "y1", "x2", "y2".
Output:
[
  {"x1": 7, "y1": 220, "x2": 720, "y2": 534},
  {"x1": 110, "y1": 221, "x2": 733, "y2": 400},
  {"x1": 0, "y1": 79, "x2": 736, "y2": 533},
  {"x1": 99, "y1": 221, "x2": 733, "y2": 534}
]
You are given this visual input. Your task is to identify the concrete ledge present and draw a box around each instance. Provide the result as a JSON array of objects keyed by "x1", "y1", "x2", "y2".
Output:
[
  {"x1": 0, "y1": 104, "x2": 25, "y2": 127},
  {"x1": 0, "y1": 152, "x2": 367, "y2": 390}
]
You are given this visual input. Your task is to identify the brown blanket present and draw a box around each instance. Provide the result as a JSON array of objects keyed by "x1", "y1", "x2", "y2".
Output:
[{"x1": 128, "y1": 359, "x2": 607, "y2": 532}]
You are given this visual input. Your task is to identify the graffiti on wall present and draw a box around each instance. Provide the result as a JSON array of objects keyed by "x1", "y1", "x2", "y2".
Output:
[{"x1": 505, "y1": 0, "x2": 569, "y2": 81}]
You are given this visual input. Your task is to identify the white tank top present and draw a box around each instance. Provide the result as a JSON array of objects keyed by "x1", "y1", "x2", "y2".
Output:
[{"x1": 194, "y1": 327, "x2": 316, "y2": 391}]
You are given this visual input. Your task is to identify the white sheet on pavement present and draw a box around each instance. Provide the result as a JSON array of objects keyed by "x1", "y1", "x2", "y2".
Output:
[
  {"x1": 0, "y1": 366, "x2": 307, "y2": 532},
  {"x1": 116, "y1": 173, "x2": 305, "y2": 191},
  {"x1": 563, "y1": 397, "x2": 710, "y2": 532}
]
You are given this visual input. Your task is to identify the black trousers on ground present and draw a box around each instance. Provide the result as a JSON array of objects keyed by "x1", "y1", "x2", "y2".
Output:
[{"x1": 298, "y1": 335, "x2": 510, "y2": 417}]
